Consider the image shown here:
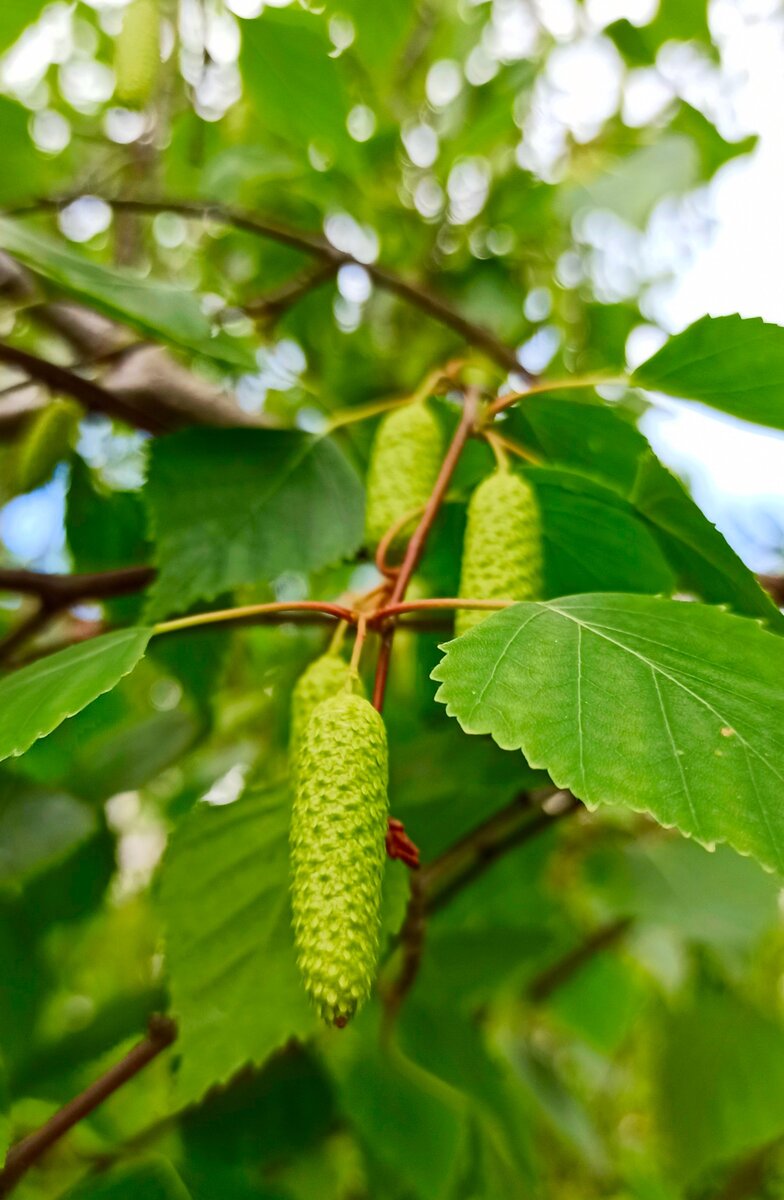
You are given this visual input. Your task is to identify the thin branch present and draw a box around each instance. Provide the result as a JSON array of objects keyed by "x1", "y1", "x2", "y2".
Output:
[
  {"x1": 0, "y1": 342, "x2": 170, "y2": 434},
  {"x1": 0, "y1": 565, "x2": 155, "y2": 608},
  {"x1": 375, "y1": 596, "x2": 514, "y2": 621},
  {"x1": 372, "y1": 388, "x2": 480, "y2": 710},
  {"x1": 0, "y1": 1016, "x2": 176, "y2": 1197},
  {"x1": 381, "y1": 792, "x2": 581, "y2": 1023},
  {"x1": 487, "y1": 373, "x2": 629, "y2": 418},
  {"x1": 152, "y1": 599, "x2": 356, "y2": 636},
  {"x1": 10, "y1": 198, "x2": 524, "y2": 376},
  {"x1": 423, "y1": 790, "x2": 580, "y2": 916},
  {"x1": 526, "y1": 917, "x2": 632, "y2": 1004}
]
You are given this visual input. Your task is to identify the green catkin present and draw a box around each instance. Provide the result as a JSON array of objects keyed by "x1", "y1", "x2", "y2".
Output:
[
  {"x1": 455, "y1": 469, "x2": 542, "y2": 637},
  {"x1": 114, "y1": 0, "x2": 160, "y2": 109},
  {"x1": 289, "y1": 653, "x2": 364, "y2": 779},
  {"x1": 290, "y1": 691, "x2": 389, "y2": 1027},
  {"x1": 364, "y1": 401, "x2": 443, "y2": 552}
]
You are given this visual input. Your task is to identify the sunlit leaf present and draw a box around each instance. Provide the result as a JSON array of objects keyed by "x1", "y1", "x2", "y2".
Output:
[{"x1": 433, "y1": 595, "x2": 784, "y2": 873}]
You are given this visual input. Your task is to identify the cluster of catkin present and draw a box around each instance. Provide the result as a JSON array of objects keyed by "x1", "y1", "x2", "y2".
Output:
[{"x1": 289, "y1": 400, "x2": 542, "y2": 1026}]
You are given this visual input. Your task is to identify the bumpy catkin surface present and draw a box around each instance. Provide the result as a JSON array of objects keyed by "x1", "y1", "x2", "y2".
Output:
[
  {"x1": 290, "y1": 692, "x2": 389, "y2": 1026},
  {"x1": 364, "y1": 402, "x2": 443, "y2": 552},
  {"x1": 289, "y1": 654, "x2": 362, "y2": 779},
  {"x1": 456, "y1": 469, "x2": 542, "y2": 637},
  {"x1": 114, "y1": 0, "x2": 160, "y2": 108}
]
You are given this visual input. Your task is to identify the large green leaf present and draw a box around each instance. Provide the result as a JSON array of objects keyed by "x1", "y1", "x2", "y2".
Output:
[
  {"x1": 432, "y1": 595, "x2": 784, "y2": 873},
  {"x1": 529, "y1": 467, "x2": 676, "y2": 598},
  {"x1": 159, "y1": 781, "x2": 315, "y2": 1105},
  {"x1": 0, "y1": 219, "x2": 256, "y2": 370},
  {"x1": 62, "y1": 1157, "x2": 191, "y2": 1200},
  {"x1": 631, "y1": 451, "x2": 783, "y2": 627},
  {"x1": 505, "y1": 397, "x2": 648, "y2": 494},
  {"x1": 240, "y1": 9, "x2": 355, "y2": 168},
  {"x1": 145, "y1": 429, "x2": 364, "y2": 619},
  {"x1": 633, "y1": 314, "x2": 784, "y2": 430},
  {"x1": 656, "y1": 989, "x2": 784, "y2": 1180},
  {"x1": 0, "y1": 628, "x2": 152, "y2": 764}
]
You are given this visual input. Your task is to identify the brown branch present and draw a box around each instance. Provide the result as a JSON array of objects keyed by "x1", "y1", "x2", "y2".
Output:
[
  {"x1": 372, "y1": 388, "x2": 480, "y2": 711},
  {"x1": 0, "y1": 1016, "x2": 176, "y2": 1197},
  {"x1": 382, "y1": 791, "x2": 582, "y2": 1023},
  {"x1": 423, "y1": 790, "x2": 580, "y2": 916},
  {"x1": 0, "y1": 342, "x2": 170, "y2": 434},
  {"x1": 0, "y1": 565, "x2": 155, "y2": 608},
  {"x1": 526, "y1": 917, "x2": 633, "y2": 1004},
  {"x1": 10, "y1": 198, "x2": 525, "y2": 376}
]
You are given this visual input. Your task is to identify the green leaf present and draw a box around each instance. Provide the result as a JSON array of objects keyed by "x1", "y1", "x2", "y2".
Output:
[
  {"x1": 0, "y1": 219, "x2": 256, "y2": 370},
  {"x1": 0, "y1": 628, "x2": 152, "y2": 764},
  {"x1": 633, "y1": 314, "x2": 784, "y2": 430},
  {"x1": 432, "y1": 595, "x2": 784, "y2": 873},
  {"x1": 631, "y1": 451, "x2": 784, "y2": 627},
  {"x1": 0, "y1": 772, "x2": 95, "y2": 888},
  {"x1": 505, "y1": 397, "x2": 648, "y2": 494},
  {"x1": 62, "y1": 1157, "x2": 191, "y2": 1200},
  {"x1": 656, "y1": 989, "x2": 784, "y2": 1180},
  {"x1": 240, "y1": 10, "x2": 355, "y2": 168},
  {"x1": 159, "y1": 781, "x2": 316, "y2": 1105},
  {"x1": 529, "y1": 467, "x2": 676, "y2": 598},
  {"x1": 145, "y1": 430, "x2": 363, "y2": 619}
]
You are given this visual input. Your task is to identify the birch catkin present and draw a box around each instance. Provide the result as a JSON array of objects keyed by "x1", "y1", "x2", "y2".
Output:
[
  {"x1": 289, "y1": 692, "x2": 389, "y2": 1026},
  {"x1": 456, "y1": 469, "x2": 542, "y2": 636},
  {"x1": 364, "y1": 402, "x2": 442, "y2": 552}
]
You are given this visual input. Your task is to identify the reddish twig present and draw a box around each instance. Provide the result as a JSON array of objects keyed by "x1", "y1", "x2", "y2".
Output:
[
  {"x1": 0, "y1": 1016, "x2": 176, "y2": 1197},
  {"x1": 372, "y1": 389, "x2": 480, "y2": 711},
  {"x1": 374, "y1": 505, "x2": 425, "y2": 579}
]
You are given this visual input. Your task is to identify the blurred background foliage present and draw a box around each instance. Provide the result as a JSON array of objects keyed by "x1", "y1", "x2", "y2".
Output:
[{"x1": 0, "y1": 1, "x2": 783, "y2": 1198}]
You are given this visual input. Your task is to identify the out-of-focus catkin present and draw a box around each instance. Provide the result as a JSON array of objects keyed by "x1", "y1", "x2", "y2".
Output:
[
  {"x1": 289, "y1": 692, "x2": 388, "y2": 1027},
  {"x1": 114, "y1": 0, "x2": 160, "y2": 109},
  {"x1": 455, "y1": 469, "x2": 542, "y2": 637},
  {"x1": 364, "y1": 401, "x2": 442, "y2": 553}
]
